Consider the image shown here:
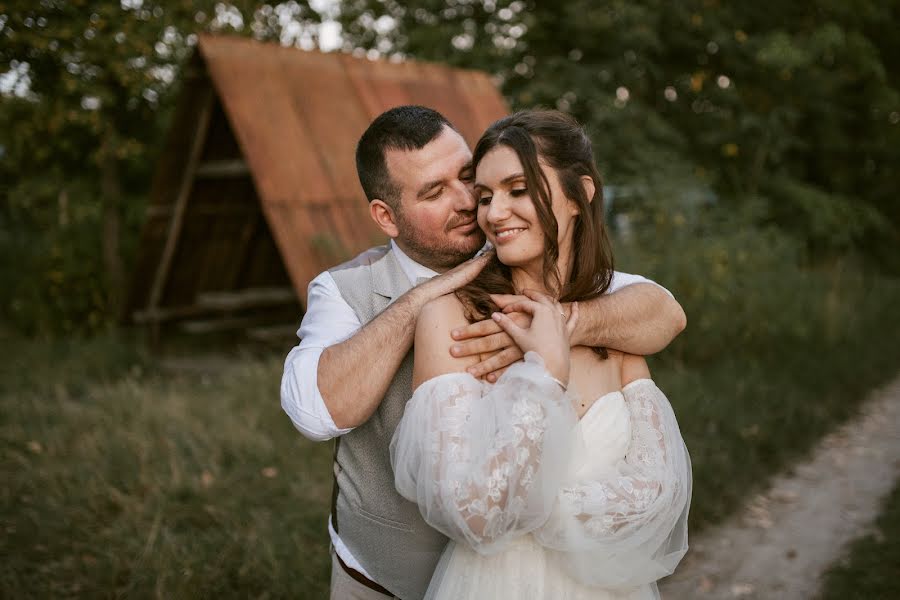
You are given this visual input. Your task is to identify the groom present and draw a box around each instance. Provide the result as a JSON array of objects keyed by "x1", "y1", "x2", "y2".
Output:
[{"x1": 281, "y1": 106, "x2": 686, "y2": 600}]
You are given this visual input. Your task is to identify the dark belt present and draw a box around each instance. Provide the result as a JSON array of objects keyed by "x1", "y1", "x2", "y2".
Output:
[{"x1": 334, "y1": 549, "x2": 395, "y2": 597}]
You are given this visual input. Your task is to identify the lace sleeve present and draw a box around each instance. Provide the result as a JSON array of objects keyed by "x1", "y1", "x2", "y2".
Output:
[
  {"x1": 391, "y1": 352, "x2": 577, "y2": 555},
  {"x1": 534, "y1": 379, "x2": 692, "y2": 589}
]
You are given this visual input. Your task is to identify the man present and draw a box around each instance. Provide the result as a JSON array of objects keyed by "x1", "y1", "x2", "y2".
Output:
[{"x1": 281, "y1": 106, "x2": 686, "y2": 600}]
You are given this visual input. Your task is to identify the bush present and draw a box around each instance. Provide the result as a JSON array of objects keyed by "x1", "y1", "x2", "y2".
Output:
[{"x1": 0, "y1": 176, "x2": 146, "y2": 336}]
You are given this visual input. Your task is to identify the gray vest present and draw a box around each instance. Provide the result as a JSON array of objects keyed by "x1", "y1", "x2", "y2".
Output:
[{"x1": 328, "y1": 245, "x2": 448, "y2": 600}]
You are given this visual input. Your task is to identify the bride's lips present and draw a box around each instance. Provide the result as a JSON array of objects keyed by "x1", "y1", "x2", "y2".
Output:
[{"x1": 492, "y1": 227, "x2": 527, "y2": 244}]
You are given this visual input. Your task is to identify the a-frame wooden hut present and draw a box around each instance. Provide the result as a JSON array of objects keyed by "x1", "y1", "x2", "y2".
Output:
[{"x1": 127, "y1": 35, "x2": 509, "y2": 341}]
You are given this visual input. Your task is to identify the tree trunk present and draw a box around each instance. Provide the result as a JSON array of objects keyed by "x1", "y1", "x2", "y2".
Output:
[{"x1": 99, "y1": 135, "x2": 125, "y2": 321}]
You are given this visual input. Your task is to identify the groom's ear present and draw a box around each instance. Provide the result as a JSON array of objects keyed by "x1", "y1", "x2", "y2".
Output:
[{"x1": 369, "y1": 199, "x2": 400, "y2": 238}]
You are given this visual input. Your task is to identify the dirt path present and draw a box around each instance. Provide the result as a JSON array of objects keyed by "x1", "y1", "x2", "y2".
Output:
[{"x1": 660, "y1": 374, "x2": 900, "y2": 599}]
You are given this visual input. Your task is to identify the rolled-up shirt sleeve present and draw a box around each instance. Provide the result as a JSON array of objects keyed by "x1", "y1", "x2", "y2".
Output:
[
  {"x1": 281, "y1": 271, "x2": 361, "y2": 442},
  {"x1": 608, "y1": 271, "x2": 674, "y2": 298}
]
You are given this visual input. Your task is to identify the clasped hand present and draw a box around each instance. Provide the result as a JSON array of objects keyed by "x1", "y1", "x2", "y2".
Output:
[{"x1": 451, "y1": 290, "x2": 578, "y2": 386}]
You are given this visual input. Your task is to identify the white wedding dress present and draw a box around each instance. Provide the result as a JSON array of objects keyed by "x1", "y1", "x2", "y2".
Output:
[{"x1": 391, "y1": 353, "x2": 691, "y2": 600}]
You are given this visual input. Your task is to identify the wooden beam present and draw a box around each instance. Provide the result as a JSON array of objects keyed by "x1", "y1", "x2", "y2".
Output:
[
  {"x1": 133, "y1": 305, "x2": 210, "y2": 324},
  {"x1": 133, "y1": 287, "x2": 298, "y2": 324},
  {"x1": 195, "y1": 287, "x2": 297, "y2": 311},
  {"x1": 246, "y1": 324, "x2": 299, "y2": 341},
  {"x1": 145, "y1": 88, "x2": 215, "y2": 317},
  {"x1": 195, "y1": 159, "x2": 251, "y2": 179},
  {"x1": 178, "y1": 315, "x2": 278, "y2": 335},
  {"x1": 225, "y1": 213, "x2": 260, "y2": 290},
  {"x1": 145, "y1": 203, "x2": 260, "y2": 219}
]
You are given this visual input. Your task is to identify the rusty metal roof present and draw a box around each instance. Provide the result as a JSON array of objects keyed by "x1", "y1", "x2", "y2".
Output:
[
  {"x1": 127, "y1": 35, "x2": 509, "y2": 329},
  {"x1": 201, "y1": 35, "x2": 508, "y2": 300}
]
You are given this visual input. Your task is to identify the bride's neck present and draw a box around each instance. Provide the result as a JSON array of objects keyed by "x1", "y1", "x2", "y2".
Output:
[
  {"x1": 510, "y1": 267, "x2": 546, "y2": 295},
  {"x1": 509, "y1": 253, "x2": 573, "y2": 297}
]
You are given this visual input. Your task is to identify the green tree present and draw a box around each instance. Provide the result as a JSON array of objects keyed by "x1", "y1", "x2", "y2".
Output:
[
  {"x1": 338, "y1": 0, "x2": 900, "y2": 268},
  {"x1": 0, "y1": 1, "x2": 322, "y2": 333}
]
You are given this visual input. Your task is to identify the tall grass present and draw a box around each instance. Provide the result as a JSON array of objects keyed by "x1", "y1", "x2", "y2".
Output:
[
  {"x1": 618, "y1": 216, "x2": 900, "y2": 529},
  {"x1": 1, "y1": 333, "x2": 333, "y2": 598}
]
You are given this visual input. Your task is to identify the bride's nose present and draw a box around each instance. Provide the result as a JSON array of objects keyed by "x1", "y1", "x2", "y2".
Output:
[{"x1": 485, "y1": 194, "x2": 512, "y2": 224}]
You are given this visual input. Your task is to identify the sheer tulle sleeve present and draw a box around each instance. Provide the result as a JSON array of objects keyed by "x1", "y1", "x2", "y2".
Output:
[
  {"x1": 534, "y1": 379, "x2": 692, "y2": 589},
  {"x1": 391, "y1": 352, "x2": 577, "y2": 555}
]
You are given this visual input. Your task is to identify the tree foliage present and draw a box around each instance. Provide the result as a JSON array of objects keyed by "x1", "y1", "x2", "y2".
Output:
[
  {"x1": 339, "y1": 0, "x2": 900, "y2": 266},
  {"x1": 0, "y1": 1, "x2": 321, "y2": 334},
  {"x1": 1, "y1": 0, "x2": 898, "y2": 335}
]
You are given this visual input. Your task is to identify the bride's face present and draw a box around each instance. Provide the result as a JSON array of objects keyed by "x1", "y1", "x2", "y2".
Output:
[{"x1": 474, "y1": 145, "x2": 579, "y2": 272}]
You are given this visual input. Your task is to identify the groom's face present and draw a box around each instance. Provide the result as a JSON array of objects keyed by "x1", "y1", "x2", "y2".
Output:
[{"x1": 384, "y1": 126, "x2": 485, "y2": 272}]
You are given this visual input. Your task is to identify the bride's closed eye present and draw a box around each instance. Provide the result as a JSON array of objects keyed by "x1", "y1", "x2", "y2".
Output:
[{"x1": 479, "y1": 187, "x2": 528, "y2": 206}]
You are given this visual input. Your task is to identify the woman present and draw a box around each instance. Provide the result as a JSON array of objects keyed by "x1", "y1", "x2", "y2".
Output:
[{"x1": 390, "y1": 110, "x2": 691, "y2": 599}]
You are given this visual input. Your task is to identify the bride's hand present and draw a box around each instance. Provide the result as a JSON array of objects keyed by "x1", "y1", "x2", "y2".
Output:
[{"x1": 491, "y1": 289, "x2": 578, "y2": 386}]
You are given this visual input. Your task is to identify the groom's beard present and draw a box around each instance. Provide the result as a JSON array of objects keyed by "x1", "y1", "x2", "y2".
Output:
[{"x1": 395, "y1": 210, "x2": 484, "y2": 271}]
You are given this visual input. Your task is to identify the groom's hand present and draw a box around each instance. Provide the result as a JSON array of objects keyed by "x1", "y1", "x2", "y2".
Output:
[
  {"x1": 450, "y1": 304, "x2": 531, "y2": 382},
  {"x1": 410, "y1": 249, "x2": 494, "y2": 308}
]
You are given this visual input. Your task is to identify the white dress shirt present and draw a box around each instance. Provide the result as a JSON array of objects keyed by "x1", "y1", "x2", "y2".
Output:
[{"x1": 279, "y1": 239, "x2": 672, "y2": 579}]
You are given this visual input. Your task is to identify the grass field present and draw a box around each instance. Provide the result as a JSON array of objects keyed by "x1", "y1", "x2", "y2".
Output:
[
  {"x1": 1, "y1": 332, "x2": 334, "y2": 598},
  {"x1": 2, "y1": 271, "x2": 900, "y2": 599}
]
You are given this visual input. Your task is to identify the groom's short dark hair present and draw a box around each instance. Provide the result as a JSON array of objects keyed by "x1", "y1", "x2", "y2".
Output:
[{"x1": 356, "y1": 105, "x2": 456, "y2": 209}]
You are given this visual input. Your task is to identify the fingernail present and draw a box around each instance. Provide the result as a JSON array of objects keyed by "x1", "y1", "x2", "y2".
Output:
[
  {"x1": 450, "y1": 345, "x2": 461, "y2": 356},
  {"x1": 451, "y1": 329, "x2": 460, "y2": 339},
  {"x1": 492, "y1": 312, "x2": 502, "y2": 321}
]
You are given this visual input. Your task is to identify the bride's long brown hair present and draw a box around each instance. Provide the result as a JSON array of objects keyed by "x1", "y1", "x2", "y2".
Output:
[{"x1": 456, "y1": 110, "x2": 615, "y2": 341}]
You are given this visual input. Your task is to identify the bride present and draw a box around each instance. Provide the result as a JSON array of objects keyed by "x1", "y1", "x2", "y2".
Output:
[{"x1": 390, "y1": 110, "x2": 692, "y2": 599}]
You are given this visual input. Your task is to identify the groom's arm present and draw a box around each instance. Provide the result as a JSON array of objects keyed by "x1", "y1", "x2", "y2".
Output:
[
  {"x1": 282, "y1": 252, "x2": 492, "y2": 436},
  {"x1": 452, "y1": 276, "x2": 685, "y2": 380},
  {"x1": 281, "y1": 276, "x2": 426, "y2": 438},
  {"x1": 567, "y1": 278, "x2": 686, "y2": 352}
]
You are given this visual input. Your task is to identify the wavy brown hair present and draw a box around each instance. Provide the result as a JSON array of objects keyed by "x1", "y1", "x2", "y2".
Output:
[{"x1": 456, "y1": 110, "x2": 615, "y2": 343}]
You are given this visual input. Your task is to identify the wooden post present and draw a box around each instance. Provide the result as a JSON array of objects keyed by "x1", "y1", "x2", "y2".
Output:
[{"x1": 145, "y1": 88, "x2": 215, "y2": 345}]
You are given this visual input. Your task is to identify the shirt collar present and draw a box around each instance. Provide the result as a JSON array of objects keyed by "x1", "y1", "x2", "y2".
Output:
[{"x1": 390, "y1": 239, "x2": 439, "y2": 285}]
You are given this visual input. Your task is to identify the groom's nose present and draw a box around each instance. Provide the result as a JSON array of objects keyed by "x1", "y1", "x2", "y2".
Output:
[{"x1": 450, "y1": 179, "x2": 477, "y2": 211}]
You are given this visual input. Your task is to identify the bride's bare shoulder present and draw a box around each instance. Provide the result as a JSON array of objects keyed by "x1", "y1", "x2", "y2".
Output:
[
  {"x1": 414, "y1": 294, "x2": 477, "y2": 386},
  {"x1": 418, "y1": 293, "x2": 469, "y2": 328}
]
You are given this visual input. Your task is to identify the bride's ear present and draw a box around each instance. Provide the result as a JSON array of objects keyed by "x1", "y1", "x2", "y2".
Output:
[
  {"x1": 580, "y1": 175, "x2": 596, "y2": 204},
  {"x1": 568, "y1": 175, "x2": 596, "y2": 217}
]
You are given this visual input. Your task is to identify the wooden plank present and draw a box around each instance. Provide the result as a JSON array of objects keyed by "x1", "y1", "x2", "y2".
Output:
[
  {"x1": 225, "y1": 213, "x2": 260, "y2": 289},
  {"x1": 133, "y1": 287, "x2": 297, "y2": 325},
  {"x1": 179, "y1": 314, "x2": 278, "y2": 334},
  {"x1": 195, "y1": 159, "x2": 250, "y2": 178},
  {"x1": 133, "y1": 304, "x2": 210, "y2": 324},
  {"x1": 246, "y1": 324, "x2": 300, "y2": 341},
  {"x1": 146, "y1": 203, "x2": 259, "y2": 218},
  {"x1": 145, "y1": 86, "x2": 215, "y2": 314},
  {"x1": 195, "y1": 286, "x2": 297, "y2": 310}
]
